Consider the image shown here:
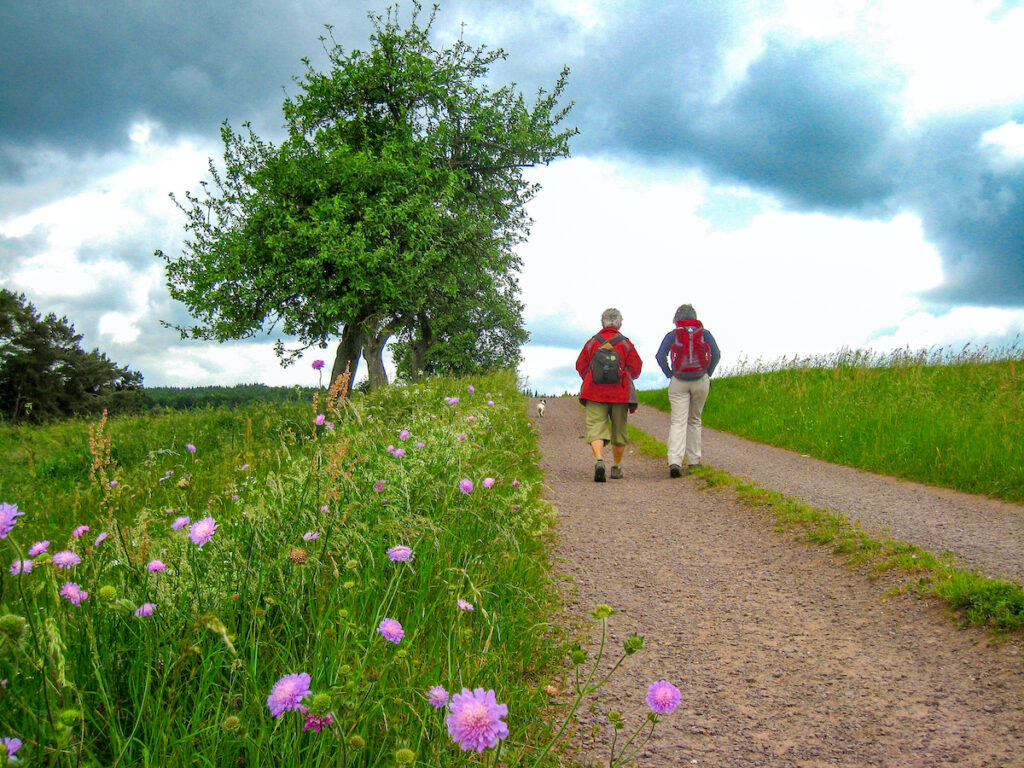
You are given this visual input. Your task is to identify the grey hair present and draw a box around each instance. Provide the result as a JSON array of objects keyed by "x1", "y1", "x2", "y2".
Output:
[
  {"x1": 674, "y1": 304, "x2": 697, "y2": 322},
  {"x1": 601, "y1": 308, "x2": 623, "y2": 328}
]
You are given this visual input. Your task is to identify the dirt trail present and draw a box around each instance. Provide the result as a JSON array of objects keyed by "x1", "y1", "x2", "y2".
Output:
[
  {"x1": 629, "y1": 405, "x2": 1024, "y2": 585},
  {"x1": 534, "y1": 397, "x2": 1024, "y2": 768}
]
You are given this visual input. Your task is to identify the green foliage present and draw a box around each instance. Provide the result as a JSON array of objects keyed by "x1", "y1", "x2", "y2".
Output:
[
  {"x1": 143, "y1": 384, "x2": 317, "y2": 411},
  {"x1": 638, "y1": 345, "x2": 1024, "y2": 502},
  {"x1": 0, "y1": 289, "x2": 144, "y2": 423},
  {"x1": 158, "y1": 3, "x2": 575, "y2": 386},
  {"x1": 0, "y1": 372, "x2": 574, "y2": 766}
]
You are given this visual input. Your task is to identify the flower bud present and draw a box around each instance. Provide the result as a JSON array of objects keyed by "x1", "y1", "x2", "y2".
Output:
[
  {"x1": 348, "y1": 734, "x2": 365, "y2": 750},
  {"x1": 592, "y1": 603, "x2": 614, "y2": 619},
  {"x1": 394, "y1": 748, "x2": 416, "y2": 765},
  {"x1": 0, "y1": 614, "x2": 27, "y2": 641},
  {"x1": 608, "y1": 709, "x2": 622, "y2": 722},
  {"x1": 569, "y1": 645, "x2": 587, "y2": 665},
  {"x1": 624, "y1": 633, "x2": 644, "y2": 655},
  {"x1": 222, "y1": 715, "x2": 241, "y2": 732},
  {"x1": 59, "y1": 708, "x2": 83, "y2": 726},
  {"x1": 343, "y1": 580, "x2": 355, "y2": 589},
  {"x1": 289, "y1": 547, "x2": 307, "y2": 564},
  {"x1": 309, "y1": 693, "x2": 333, "y2": 716},
  {"x1": 98, "y1": 585, "x2": 118, "y2": 602}
]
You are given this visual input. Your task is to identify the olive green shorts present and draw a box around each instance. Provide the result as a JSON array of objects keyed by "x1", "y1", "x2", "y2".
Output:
[{"x1": 584, "y1": 400, "x2": 629, "y2": 445}]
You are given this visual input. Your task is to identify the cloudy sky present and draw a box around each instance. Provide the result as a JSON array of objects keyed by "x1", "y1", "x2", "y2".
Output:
[{"x1": 2, "y1": 0, "x2": 1023, "y2": 395}]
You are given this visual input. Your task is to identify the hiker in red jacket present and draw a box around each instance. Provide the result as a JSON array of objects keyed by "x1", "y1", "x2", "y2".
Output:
[{"x1": 576, "y1": 308, "x2": 643, "y2": 482}]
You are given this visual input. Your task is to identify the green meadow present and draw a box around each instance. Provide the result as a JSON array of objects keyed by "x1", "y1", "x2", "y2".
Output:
[
  {"x1": 639, "y1": 346, "x2": 1024, "y2": 503},
  {"x1": 1, "y1": 373, "x2": 586, "y2": 766}
]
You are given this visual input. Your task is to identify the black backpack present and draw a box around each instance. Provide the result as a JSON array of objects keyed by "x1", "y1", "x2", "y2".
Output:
[{"x1": 589, "y1": 333, "x2": 627, "y2": 385}]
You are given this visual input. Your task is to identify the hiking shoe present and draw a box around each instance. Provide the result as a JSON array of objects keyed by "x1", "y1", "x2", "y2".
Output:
[
  {"x1": 594, "y1": 460, "x2": 606, "y2": 483},
  {"x1": 669, "y1": 464, "x2": 682, "y2": 478},
  {"x1": 610, "y1": 465, "x2": 623, "y2": 480}
]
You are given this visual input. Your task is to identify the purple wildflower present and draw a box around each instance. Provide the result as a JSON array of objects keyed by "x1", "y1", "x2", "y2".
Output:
[
  {"x1": 399, "y1": 429, "x2": 410, "y2": 440},
  {"x1": 72, "y1": 525, "x2": 89, "y2": 538},
  {"x1": 487, "y1": 400, "x2": 495, "y2": 405},
  {"x1": 240, "y1": 463, "x2": 250, "y2": 471},
  {"x1": 377, "y1": 618, "x2": 404, "y2": 644},
  {"x1": 512, "y1": 479, "x2": 521, "y2": 488},
  {"x1": 467, "y1": 415, "x2": 477, "y2": 424},
  {"x1": 373, "y1": 481, "x2": 386, "y2": 492},
  {"x1": 386, "y1": 444, "x2": 396, "y2": 454},
  {"x1": 108, "y1": 479, "x2": 118, "y2": 488},
  {"x1": 386, "y1": 545, "x2": 413, "y2": 562},
  {"x1": 315, "y1": 414, "x2": 325, "y2": 426},
  {"x1": 467, "y1": 385, "x2": 475, "y2": 393},
  {"x1": 267, "y1": 673, "x2": 311, "y2": 718},
  {"x1": 312, "y1": 359, "x2": 325, "y2": 370},
  {"x1": 10, "y1": 559, "x2": 32, "y2": 575},
  {"x1": 135, "y1": 603, "x2": 156, "y2": 617},
  {"x1": 428, "y1": 685, "x2": 449, "y2": 708},
  {"x1": 646, "y1": 680, "x2": 682, "y2": 714},
  {"x1": 457, "y1": 433, "x2": 467, "y2": 442},
  {"x1": 416, "y1": 442, "x2": 425, "y2": 448},
  {"x1": 482, "y1": 477, "x2": 495, "y2": 489},
  {"x1": 302, "y1": 531, "x2": 319, "y2": 541},
  {"x1": 52, "y1": 550, "x2": 81, "y2": 569},
  {"x1": 2, "y1": 737, "x2": 22, "y2": 761},
  {"x1": 60, "y1": 582, "x2": 88, "y2": 605},
  {"x1": 325, "y1": 421, "x2": 335, "y2": 431},
  {"x1": 319, "y1": 504, "x2": 330, "y2": 514},
  {"x1": 393, "y1": 448, "x2": 405, "y2": 458},
  {"x1": 446, "y1": 687, "x2": 509, "y2": 753},
  {"x1": 457, "y1": 599, "x2": 474, "y2": 612},
  {"x1": 147, "y1": 559, "x2": 166, "y2": 572},
  {"x1": 28, "y1": 540, "x2": 49, "y2": 556},
  {"x1": 189, "y1": 517, "x2": 218, "y2": 547},
  {"x1": 459, "y1": 478, "x2": 474, "y2": 494},
  {"x1": 0, "y1": 502, "x2": 23, "y2": 539},
  {"x1": 171, "y1": 515, "x2": 190, "y2": 530},
  {"x1": 303, "y1": 710, "x2": 334, "y2": 732},
  {"x1": 93, "y1": 531, "x2": 108, "y2": 546},
  {"x1": 186, "y1": 443, "x2": 196, "y2": 453}
]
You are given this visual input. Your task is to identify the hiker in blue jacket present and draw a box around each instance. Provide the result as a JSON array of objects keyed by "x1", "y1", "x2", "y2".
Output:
[{"x1": 655, "y1": 304, "x2": 721, "y2": 477}]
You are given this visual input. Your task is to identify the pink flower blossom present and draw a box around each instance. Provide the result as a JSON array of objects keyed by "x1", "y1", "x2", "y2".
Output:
[
  {"x1": 28, "y1": 540, "x2": 49, "y2": 556},
  {"x1": 386, "y1": 545, "x2": 413, "y2": 562},
  {"x1": 416, "y1": 442, "x2": 425, "y2": 448},
  {"x1": 135, "y1": 602, "x2": 156, "y2": 617},
  {"x1": 446, "y1": 688, "x2": 509, "y2": 753},
  {"x1": 93, "y1": 531, "x2": 108, "y2": 546},
  {"x1": 319, "y1": 504, "x2": 330, "y2": 514},
  {"x1": 377, "y1": 618, "x2": 404, "y2": 644},
  {"x1": 189, "y1": 517, "x2": 217, "y2": 547},
  {"x1": 459, "y1": 478, "x2": 474, "y2": 494},
  {"x1": 312, "y1": 359, "x2": 325, "y2": 370},
  {"x1": 302, "y1": 531, "x2": 319, "y2": 541},
  {"x1": 240, "y1": 463, "x2": 250, "y2": 471},
  {"x1": 171, "y1": 516, "x2": 190, "y2": 530},
  {"x1": 0, "y1": 502, "x2": 23, "y2": 539},
  {"x1": 108, "y1": 480, "x2": 118, "y2": 488},
  {"x1": 52, "y1": 550, "x2": 81, "y2": 569},
  {"x1": 457, "y1": 599, "x2": 474, "y2": 612},
  {"x1": 373, "y1": 481, "x2": 386, "y2": 492},
  {"x1": 428, "y1": 685, "x2": 449, "y2": 708},
  {"x1": 467, "y1": 415, "x2": 476, "y2": 424},
  {"x1": 457, "y1": 433, "x2": 467, "y2": 442},
  {"x1": 10, "y1": 559, "x2": 32, "y2": 575},
  {"x1": 482, "y1": 477, "x2": 495, "y2": 489},
  {"x1": 393, "y1": 448, "x2": 405, "y2": 458},
  {"x1": 186, "y1": 443, "x2": 196, "y2": 453},
  {"x1": 325, "y1": 421, "x2": 334, "y2": 431},
  {"x1": 72, "y1": 525, "x2": 89, "y2": 538},
  {"x1": 467, "y1": 385, "x2": 475, "y2": 393},
  {"x1": 2, "y1": 737, "x2": 21, "y2": 761},
  {"x1": 315, "y1": 414, "x2": 325, "y2": 426},
  {"x1": 399, "y1": 429, "x2": 410, "y2": 440},
  {"x1": 60, "y1": 582, "x2": 88, "y2": 605},
  {"x1": 511, "y1": 479, "x2": 521, "y2": 488},
  {"x1": 646, "y1": 680, "x2": 682, "y2": 714},
  {"x1": 487, "y1": 400, "x2": 495, "y2": 405},
  {"x1": 267, "y1": 673, "x2": 311, "y2": 718},
  {"x1": 147, "y1": 559, "x2": 166, "y2": 572},
  {"x1": 303, "y1": 710, "x2": 334, "y2": 732}
]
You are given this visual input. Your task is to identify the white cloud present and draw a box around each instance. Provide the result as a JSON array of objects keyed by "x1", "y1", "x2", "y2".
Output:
[
  {"x1": 980, "y1": 120, "x2": 1024, "y2": 168},
  {"x1": 868, "y1": 306, "x2": 1024, "y2": 354}
]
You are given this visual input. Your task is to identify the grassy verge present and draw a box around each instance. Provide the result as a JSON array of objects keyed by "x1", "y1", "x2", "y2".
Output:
[
  {"x1": 629, "y1": 425, "x2": 1024, "y2": 634},
  {"x1": 637, "y1": 346, "x2": 1024, "y2": 503},
  {"x1": 0, "y1": 372, "x2": 571, "y2": 766}
]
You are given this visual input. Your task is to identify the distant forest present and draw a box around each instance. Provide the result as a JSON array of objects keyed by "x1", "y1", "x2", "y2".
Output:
[{"x1": 143, "y1": 384, "x2": 317, "y2": 411}]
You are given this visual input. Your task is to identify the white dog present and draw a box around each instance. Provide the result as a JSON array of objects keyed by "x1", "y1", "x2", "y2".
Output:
[{"x1": 536, "y1": 399, "x2": 546, "y2": 418}]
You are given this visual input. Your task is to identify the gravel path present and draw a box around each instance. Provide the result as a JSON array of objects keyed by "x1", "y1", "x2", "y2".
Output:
[
  {"x1": 534, "y1": 397, "x2": 1024, "y2": 768},
  {"x1": 629, "y1": 405, "x2": 1024, "y2": 585}
]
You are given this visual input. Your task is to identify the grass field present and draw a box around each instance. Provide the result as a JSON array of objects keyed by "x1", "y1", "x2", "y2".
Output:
[
  {"x1": 638, "y1": 345, "x2": 1024, "y2": 503},
  {"x1": 1, "y1": 373, "x2": 582, "y2": 766}
]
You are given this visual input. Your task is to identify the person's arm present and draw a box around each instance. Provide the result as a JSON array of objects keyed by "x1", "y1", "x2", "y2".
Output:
[
  {"x1": 624, "y1": 338, "x2": 643, "y2": 380},
  {"x1": 704, "y1": 330, "x2": 721, "y2": 377},
  {"x1": 576, "y1": 338, "x2": 595, "y2": 379},
  {"x1": 655, "y1": 332, "x2": 673, "y2": 378}
]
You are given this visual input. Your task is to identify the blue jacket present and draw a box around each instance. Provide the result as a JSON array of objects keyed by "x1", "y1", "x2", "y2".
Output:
[{"x1": 656, "y1": 328, "x2": 721, "y2": 380}]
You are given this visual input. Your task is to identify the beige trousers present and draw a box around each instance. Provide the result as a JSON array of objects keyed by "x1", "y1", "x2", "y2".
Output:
[{"x1": 667, "y1": 374, "x2": 710, "y2": 466}]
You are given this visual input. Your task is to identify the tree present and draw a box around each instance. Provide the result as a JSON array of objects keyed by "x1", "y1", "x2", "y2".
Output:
[
  {"x1": 0, "y1": 290, "x2": 145, "y2": 422},
  {"x1": 159, "y1": 3, "x2": 575, "y2": 390}
]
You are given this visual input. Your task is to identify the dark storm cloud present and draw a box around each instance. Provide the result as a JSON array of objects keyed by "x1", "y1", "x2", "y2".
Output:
[{"x1": 0, "y1": 0, "x2": 371, "y2": 155}]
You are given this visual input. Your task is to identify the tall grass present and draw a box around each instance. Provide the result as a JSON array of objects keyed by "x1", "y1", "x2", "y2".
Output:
[
  {"x1": 0, "y1": 372, "x2": 573, "y2": 766},
  {"x1": 638, "y1": 344, "x2": 1024, "y2": 503}
]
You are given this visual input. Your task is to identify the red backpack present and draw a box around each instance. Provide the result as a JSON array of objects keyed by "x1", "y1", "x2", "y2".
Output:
[{"x1": 669, "y1": 319, "x2": 711, "y2": 375}]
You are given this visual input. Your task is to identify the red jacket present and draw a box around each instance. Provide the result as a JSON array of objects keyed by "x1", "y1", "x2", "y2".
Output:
[{"x1": 576, "y1": 327, "x2": 643, "y2": 404}]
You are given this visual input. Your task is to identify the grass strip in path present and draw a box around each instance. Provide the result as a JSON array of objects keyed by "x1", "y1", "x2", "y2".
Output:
[{"x1": 627, "y1": 424, "x2": 1024, "y2": 635}]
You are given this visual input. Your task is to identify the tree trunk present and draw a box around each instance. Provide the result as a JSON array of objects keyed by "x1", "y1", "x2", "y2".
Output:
[
  {"x1": 409, "y1": 317, "x2": 432, "y2": 381},
  {"x1": 363, "y1": 326, "x2": 392, "y2": 390},
  {"x1": 331, "y1": 322, "x2": 365, "y2": 394}
]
